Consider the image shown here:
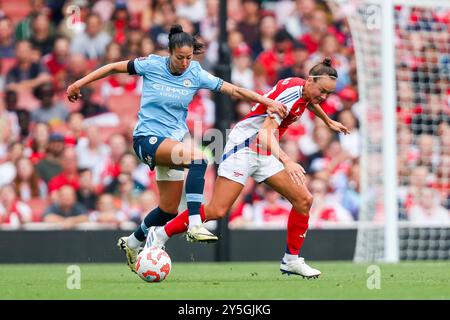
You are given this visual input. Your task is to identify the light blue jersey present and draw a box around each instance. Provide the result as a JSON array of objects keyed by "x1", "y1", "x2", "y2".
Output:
[{"x1": 132, "y1": 54, "x2": 223, "y2": 141}]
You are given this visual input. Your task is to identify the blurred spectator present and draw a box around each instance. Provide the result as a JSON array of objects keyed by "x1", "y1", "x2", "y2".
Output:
[
  {"x1": 65, "y1": 112, "x2": 85, "y2": 143},
  {"x1": 256, "y1": 28, "x2": 295, "y2": 86},
  {"x1": 99, "y1": 133, "x2": 128, "y2": 188},
  {"x1": 27, "y1": 121, "x2": 50, "y2": 164},
  {"x1": 114, "y1": 172, "x2": 142, "y2": 222},
  {"x1": 0, "y1": 94, "x2": 20, "y2": 147},
  {"x1": 408, "y1": 188, "x2": 450, "y2": 224},
  {"x1": 42, "y1": 37, "x2": 70, "y2": 92},
  {"x1": 237, "y1": 0, "x2": 261, "y2": 48},
  {"x1": 298, "y1": 9, "x2": 331, "y2": 54},
  {"x1": 309, "y1": 176, "x2": 354, "y2": 227},
  {"x1": 70, "y1": 13, "x2": 112, "y2": 59},
  {"x1": 4, "y1": 89, "x2": 30, "y2": 139},
  {"x1": 64, "y1": 53, "x2": 90, "y2": 89},
  {"x1": 34, "y1": 132, "x2": 65, "y2": 183},
  {"x1": 137, "y1": 189, "x2": 158, "y2": 222},
  {"x1": 176, "y1": 0, "x2": 207, "y2": 28},
  {"x1": 78, "y1": 87, "x2": 111, "y2": 119},
  {"x1": 277, "y1": 40, "x2": 309, "y2": 80},
  {"x1": 42, "y1": 185, "x2": 88, "y2": 229},
  {"x1": 48, "y1": 146, "x2": 79, "y2": 194},
  {"x1": 200, "y1": 0, "x2": 219, "y2": 44},
  {"x1": 251, "y1": 13, "x2": 278, "y2": 59},
  {"x1": 252, "y1": 185, "x2": 292, "y2": 226},
  {"x1": 100, "y1": 42, "x2": 140, "y2": 100},
  {"x1": 15, "y1": 0, "x2": 50, "y2": 41},
  {"x1": 105, "y1": 152, "x2": 145, "y2": 195},
  {"x1": 89, "y1": 193, "x2": 124, "y2": 225},
  {"x1": 29, "y1": 12, "x2": 56, "y2": 56},
  {"x1": 0, "y1": 142, "x2": 24, "y2": 187},
  {"x1": 140, "y1": 36, "x2": 155, "y2": 57},
  {"x1": 149, "y1": 2, "x2": 177, "y2": 50},
  {"x1": 124, "y1": 27, "x2": 145, "y2": 59},
  {"x1": 0, "y1": 185, "x2": 32, "y2": 228},
  {"x1": 5, "y1": 40, "x2": 52, "y2": 91},
  {"x1": 108, "y1": 3, "x2": 131, "y2": 46},
  {"x1": 231, "y1": 43, "x2": 254, "y2": 90},
  {"x1": 411, "y1": 94, "x2": 450, "y2": 136},
  {"x1": 336, "y1": 109, "x2": 360, "y2": 158},
  {"x1": 283, "y1": 0, "x2": 316, "y2": 38},
  {"x1": 76, "y1": 126, "x2": 110, "y2": 186},
  {"x1": 30, "y1": 82, "x2": 69, "y2": 126},
  {"x1": 0, "y1": 16, "x2": 15, "y2": 58},
  {"x1": 186, "y1": 90, "x2": 215, "y2": 135},
  {"x1": 307, "y1": 33, "x2": 350, "y2": 91},
  {"x1": 76, "y1": 168, "x2": 98, "y2": 212},
  {"x1": 13, "y1": 156, "x2": 47, "y2": 202}
]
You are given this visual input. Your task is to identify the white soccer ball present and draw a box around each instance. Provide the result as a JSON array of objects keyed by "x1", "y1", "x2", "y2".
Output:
[{"x1": 135, "y1": 247, "x2": 172, "y2": 283}]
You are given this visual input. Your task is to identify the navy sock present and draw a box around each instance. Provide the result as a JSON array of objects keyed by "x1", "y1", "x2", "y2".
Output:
[
  {"x1": 133, "y1": 207, "x2": 176, "y2": 241},
  {"x1": 185, "y1": 159, "x2": 207, "y2": 216}
]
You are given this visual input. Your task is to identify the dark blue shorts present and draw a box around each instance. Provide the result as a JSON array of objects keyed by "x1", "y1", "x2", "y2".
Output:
[{"x1": 133, "y1": 135, "x2": 166, "y2": 171}]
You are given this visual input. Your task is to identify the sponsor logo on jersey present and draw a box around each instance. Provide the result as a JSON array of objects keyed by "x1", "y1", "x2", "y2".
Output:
[{"x1": 152, "y1": 84, "x2": 189, "y2": 95}]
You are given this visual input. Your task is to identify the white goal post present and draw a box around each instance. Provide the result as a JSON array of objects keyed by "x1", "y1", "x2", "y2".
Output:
[{"x1": 329, "y1": 0, "x2": 450, "y2": 262}]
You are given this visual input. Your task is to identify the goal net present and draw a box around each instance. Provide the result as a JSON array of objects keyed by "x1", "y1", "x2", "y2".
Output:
[{"x1": 328, "y1": 0, "x2": 450, "y2": 262}]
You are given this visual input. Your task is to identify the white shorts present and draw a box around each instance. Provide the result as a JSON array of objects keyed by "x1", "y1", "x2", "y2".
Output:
[
  {"x1": 218, "y1": 147, "x2": 284, "y2": 186},
  {"x1": 155, "y1": 166, "x2": 185, "y2": 181}
]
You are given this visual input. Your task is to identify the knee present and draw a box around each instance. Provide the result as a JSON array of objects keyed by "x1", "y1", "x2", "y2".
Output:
[
  {"x1": 158, "y1": 203, "x2": 179, "y2": 214},
  {"x1": 206, "y1": 205, "x2": 228, "y2": 220},
  {"x1": 292, "y1": 193, "x2": 313, "y2": 213}
]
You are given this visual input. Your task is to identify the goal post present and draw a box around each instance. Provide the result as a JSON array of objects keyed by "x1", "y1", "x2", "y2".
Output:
[{"x1": 329, "y1": 0, "x2": 450, "y2": 262}]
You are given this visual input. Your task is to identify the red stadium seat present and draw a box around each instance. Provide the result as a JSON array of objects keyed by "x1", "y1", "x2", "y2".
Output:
[
  {"x1": 2, "y1": 0, "x2": 31, "y2": 24},
  {"x1": 106, "y1": 93, "x2": 140, "y2": 120}
]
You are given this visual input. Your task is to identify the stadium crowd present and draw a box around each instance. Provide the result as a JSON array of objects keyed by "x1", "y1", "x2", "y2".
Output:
[{"x1": 0, "y1": 0, "x2": 448, "y2": 230}]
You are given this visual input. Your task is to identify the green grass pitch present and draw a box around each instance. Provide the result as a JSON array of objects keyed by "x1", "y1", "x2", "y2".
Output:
[{"x1": 1, "y1": 261, "x2": 449, "y2": 300}]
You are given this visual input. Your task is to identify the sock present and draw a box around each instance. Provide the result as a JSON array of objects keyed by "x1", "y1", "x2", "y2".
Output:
[
  {"x1": 165, "y1": 204, "x2": 206, "y2": 237},
  {"x1": 185, "y1": 159, "x2": 207, "y2": 226},
  {"x1": 155, "y1": 226, "x2": 169, "y2": 243},
  {"x1": 133, "y1": 207, "x2": 176, "y2": 242},
  {"x1": 285, "y1": 209, "x2": 309, "y2": 256},
  {"x1": 126, "y1": 233, "x2": 142, "y2": 249}
]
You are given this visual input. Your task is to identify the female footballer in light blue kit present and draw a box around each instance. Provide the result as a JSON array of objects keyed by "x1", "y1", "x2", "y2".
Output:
[{"x1": 66, "y1": 25, "x2": 287, "y2": 272}]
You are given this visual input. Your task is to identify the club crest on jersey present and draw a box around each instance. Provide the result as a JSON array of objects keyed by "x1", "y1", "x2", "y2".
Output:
[
  {"x1": 183, "y1": 79, "x2": 192, "y2": 87},
  {"x1": 149, "y1": 137, "x2": 158, "y2": 145}
]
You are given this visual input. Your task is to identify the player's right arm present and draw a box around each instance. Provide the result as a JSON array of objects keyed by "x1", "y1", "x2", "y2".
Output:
[
  {"x1": 66, "y1": 60, "x2": 129, "y2": 102},
  {"x1": 258, "y1": 117, "x2": 306, "y2": 185}
]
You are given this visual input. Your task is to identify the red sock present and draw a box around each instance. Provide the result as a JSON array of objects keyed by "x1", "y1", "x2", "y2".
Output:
[
  {"x1": 286, "y1": 209, "x2": 309, "y2": 255},
  {"x1": 164, "y1": 204, "x2": 206, "y2": 237}
]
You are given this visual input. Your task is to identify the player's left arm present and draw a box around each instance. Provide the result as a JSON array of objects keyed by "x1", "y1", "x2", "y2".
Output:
[
  {"x1": 219, "y1": 81, "x2": 287, "y2": 119},
  {"x1": 307, "y1": 103, "x2": 350, "y2": 135}
]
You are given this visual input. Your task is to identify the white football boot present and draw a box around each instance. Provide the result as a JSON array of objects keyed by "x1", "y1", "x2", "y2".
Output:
[
  {"x1": 145, "y1": 226, "x2": 166, "y2": 249},
  {"x1": 186, "y1": 224, "x2": 218, "y2": 243},
  {"x1": 280, "y1": 257, "x2": 321, "y2": 279},
  {"x1": 117, "y1": 236, "x2": 141, "y2": 274}
]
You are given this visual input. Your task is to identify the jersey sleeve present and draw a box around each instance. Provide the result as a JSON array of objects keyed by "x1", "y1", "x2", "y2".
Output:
[
  {"x1": 130, "y1": 55, "x2": 154, "y2": 76},
  {"x1": 270, "y1": 79, "x2": 301, "y2": 125},
  {"x1": 198, "y1": 67, "x2": 223, "y2": 92}
]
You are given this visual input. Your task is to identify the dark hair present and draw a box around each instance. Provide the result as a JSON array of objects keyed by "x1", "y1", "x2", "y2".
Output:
[
  {"x1": 309, "y1": 57, "x2": 338, "y2": 80},
  {"x1": 168, "y1": 24, "x2": 204, "y2": 55}
]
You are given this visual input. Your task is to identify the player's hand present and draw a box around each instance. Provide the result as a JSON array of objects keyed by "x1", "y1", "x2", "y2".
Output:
[
  {"x1": 266, "y1": 101, "x2": 287, "y2": 119},
  {"x1": 328, "y1": 120, "x2": 350, "y2": 135},
  {"x1": 284, "y1": 160, "x2": 306, "y2": 185},
  {"x1": 66, "y1": 82, "x2": 82, "y2": 102}
]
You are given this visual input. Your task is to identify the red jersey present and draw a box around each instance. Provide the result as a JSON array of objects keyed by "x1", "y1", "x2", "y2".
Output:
[{"x1": 225, "y1": 77, "x2": 319, "y2": 156}]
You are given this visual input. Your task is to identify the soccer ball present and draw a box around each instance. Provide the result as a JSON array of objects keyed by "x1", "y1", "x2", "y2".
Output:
[{"x1": 135, "y1": 247, "x2": 172, "y2": 283}]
